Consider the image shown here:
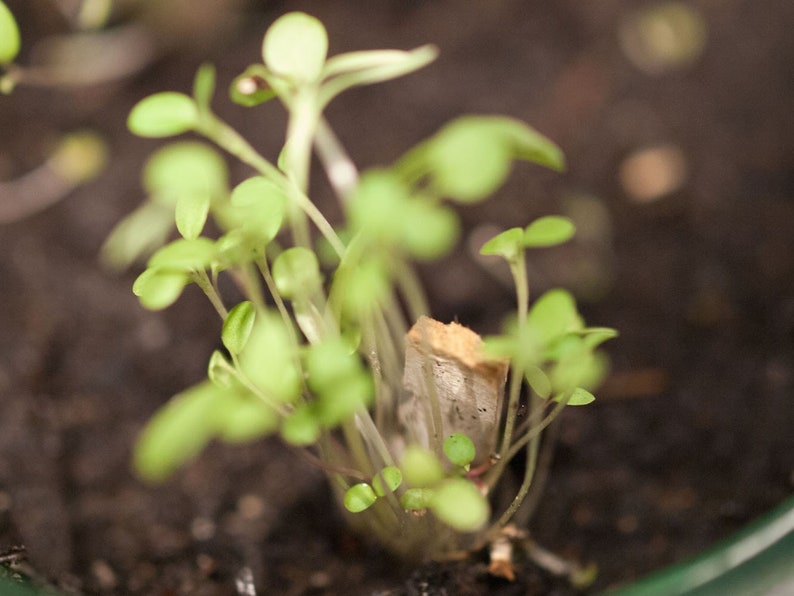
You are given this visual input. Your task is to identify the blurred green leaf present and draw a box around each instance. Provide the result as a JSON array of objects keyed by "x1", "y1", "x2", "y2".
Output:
[
  {"x1": 133, "y1": 381, "x2": 224, "y2": 482},
  {"x1": 216, "y1": 391, "x2": 280, "y2": 442},
  {"x1": 524, "y1": 215, "x2": 576, "y2": 248},
  {"x1": 281, "y1": 404, "x2": 320, "y2": 446},
  {"x1": 262, "y1": 12, "x2": 327, "y2": 83},
  {"x1": 400, "y1": 487, "x2": 434, "y2": 510},
  {"x1": 128, "y1": 92, "x2": 198, "y2": 138},
  {"x1": 239, "y1": 311, "x2": 300, "y2": 404},
  {"x1": 430, "y1": 478, "x2": 489, "y2": 532},
  {"x1": 401, "y1": 445, "x2": 444, "y2": 487},
  {"x1": 148, "y1": 238, "x2": 217, "y2": 271},
  {"x1": 0, "y1": 1, "x2": 20, "y2": 65},
  {"x1": 132, "y1": 268, "x2": 189, "y2": 310},
  {"x1": 373, "y1": 466, "x2": 403, "y2": 497},
  {"x1": 527, "y1": 289, "x2": 583, "y2": 346},
  {"x1": 207, "y1": 349, "x2": 235, "y2": 388},
  {"x1": 272, "y1": 247, "x2": 322, "y2": 301},
  {"x1": 143, "y1": 142, "x2": 228, "y2": 207},
  {"x1": 100, "y1": 201, "x2": 174, "y2": 270}
]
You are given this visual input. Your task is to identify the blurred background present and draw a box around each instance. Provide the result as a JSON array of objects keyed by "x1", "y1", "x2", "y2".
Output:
[{"x1": 1, "y1": 0, "x2": 792, "y2": 594}]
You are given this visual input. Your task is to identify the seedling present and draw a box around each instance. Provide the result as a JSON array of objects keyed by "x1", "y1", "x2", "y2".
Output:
[{"x1": 104, "y1": 12, "x2": 615, "y2": 562}]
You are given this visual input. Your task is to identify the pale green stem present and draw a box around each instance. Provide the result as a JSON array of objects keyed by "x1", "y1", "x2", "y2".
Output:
[
  {"x1": 505, "y1": 393, "x2": 570, "y2": 462},
  {"x1": 314, "y1": 116, "x2": 359, "y2": 203},
  {"x1": 192, "y1": 270, "x2": 228, "y2": 319}
]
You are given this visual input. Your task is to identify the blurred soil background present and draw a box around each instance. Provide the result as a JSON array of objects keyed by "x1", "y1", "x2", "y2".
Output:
[{"x1": 1, "y1": 0, "x2": 792, "y2": 594}]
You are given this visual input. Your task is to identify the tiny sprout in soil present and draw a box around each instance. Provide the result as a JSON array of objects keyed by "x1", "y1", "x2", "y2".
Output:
[{"x1": 104, "y1": 11, "x2": 616, "y2": 565}]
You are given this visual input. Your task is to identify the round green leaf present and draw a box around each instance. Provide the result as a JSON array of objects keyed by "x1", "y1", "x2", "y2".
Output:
[
  {"x1": 430, "y1": 478, "x2": 490, "y2": 532},
  {"x1": 305, "y1": 338, "x2": 361, "y2": 390},
  {"x1": 272, "y1": 247, "x2": 322, "y2": 301},
  {"x1": 427, "y1": 118, "x2": 512, "y2": 203},
  {"x1": 222, "y1": 301, "x2": 256, "y2": 355},
  {"x1": 479, "y1": 227, "x2": 524, "y2": 262},
  {"x1": 226, "y1": 176, "x2": 286, "y2": 244},
  {"x1": 401, "y1": 201, "x2": 460, "y2": 260},
  {"x1": 262, "y1": 12, "x2": 327, "y2": 83},
  {"x1": 100, "y1": 201, "x2": 174, "y2": 270},
  {"x1": 0, "y1": 1, "x2": 21, "y2": 64},
  {"x1": 148, "y1": 237, "x2": 217, "y2": 271},
  {"x1": 372, "y1": 466, "x2": 403, "y2": 497},
  {"x1": 132, "y1": 268, "x2": 189, "y2": 310},
  {"x1": 443, "y1": 433, "x2": 476, "y2": 468},
  {"x1": 175, "y1": 190, "x2": 210, "y2": 239},
  {"x1": 401, "y1": 445, "x2": 444, "y2": 487},
  {"x1": 400, "y1": 487, "x2": 434, "y2": 510},
  {"x1": 128, "y1": 92, "x2": 198, "y2": 138},
  {"x1": 280, "y1": 405, "x2": 320, "y2": 446},
  {"x1": 143, "y1": 142, "x2": 228, "y2": 206},
  {"x1": 523, "y1": 216, "x2": 576, "y2": 248},
  {"x1": 133, "y1": 381, "x2": 224, "y2": 482},
  {"x1": 344, "y1": 483, "x2": 378, "y2": 513}
]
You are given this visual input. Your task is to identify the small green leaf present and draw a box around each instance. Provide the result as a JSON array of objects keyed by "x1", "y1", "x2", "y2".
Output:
[
  {"x1": 272, "y1": 247, "x2": 322, "y2": 301},
  {"x1": 223, "y1": 176, "x2": 286, "y2": 248},
  {"x1": 567, "y1": 387, "x2": 596, "y2": 406},
  {"x1": 372, "y1": 466, "x2": 403, "y2": 497},
  {"x1": 401, "y1": 200, "x2": 460, "y2": 260},
  {"x1": 430, "y1": 478, "x2": 489, "y2": 532},
  {"x1": 523, "y1": 216, "x2": 576, "y2": 248},
  {"x1": 222, "y1": 301, "x2": 256, "y2": 355},
  {"x1": 443, "y1": 433, "x2": 476, "y2": 468},
  {"x1": 192, "y1": 63, "x2": 216, "y2": 113},
  {"x1": 344, "y1": 483, "x2": 378, "y2": 513},
  {"x1": 281, "y1": 405, "x2": 320, "y2": 446},
  {"x1": 580, "y1": 327, "x2": 619, "y2": 350},
  {"x1": 132, "y1": 268, "x2": 189, "y2": 310},
  {"x1": 401, "y1": 446, "x2": 444, "y2": 487},
  {"x1": 100, "y1": 201, "x2": 174, "y2": 270},
  {"x1": 174, "y1": 190, "x2": 210, "y2": 239},
  {"x1": 0, "y1": 1, "x2": 21, "y2": 64},
  {"x1": 489, "y1": 117, "x2": 565, "y2": 171},
  {"x1": 128, "y1": 92, "x2": 198, "y2": 138},
  {"x1": 525, "y1": 365, "x2": 552, "y2": 398},
  {"x1": 207, "y1": 350, "x2": 234, "y2": 388},
  {"x1": 143, "y1": 142, "x2": 228, "y2": 207},
  {"x1": 262, "y1": 12, "x2": 327, "y2": 83},
  {"x1": 527, "y1": 289, "x2": 583, "y2": 346},
  {"x1": 230, "y1": 65, "x2": 275, "y2": 107},
  {"x1": 148, "y1": 237, "x2": 217, "y2": 271},
  {"x1": 133, "y1": 381, "x2": 223, "y2": 482},
  {"x1": 479, "y1": 227, "x2": 524, "y2": 262},
  {"x1": 319, "y1": 45, "x2": 438, "y2": 105},
  {"x1": 400, "y1": 488, "x2": 434, "y2": 510}
]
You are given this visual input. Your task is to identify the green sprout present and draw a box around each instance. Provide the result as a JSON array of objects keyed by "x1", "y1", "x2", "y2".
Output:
[{"x1": 108, "y1": 11, "x2": 616, "y2": 561}]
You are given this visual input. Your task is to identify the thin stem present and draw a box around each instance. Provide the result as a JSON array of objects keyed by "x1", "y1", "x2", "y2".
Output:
[
  {"x1": 192, "y1": 270, "x2": 228, "y2": 319},
  {"x1": 493, "y1": 418, "x2": 540, "y2": 528},
  {"x1": 505, "y1": 394, "x2": 570, "y2": 462},
  {"x1": 314, "y1": 117, "x2": 359, "y2": 203}
]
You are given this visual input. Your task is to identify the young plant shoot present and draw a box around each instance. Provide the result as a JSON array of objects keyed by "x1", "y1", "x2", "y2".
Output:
[{"x1": 107, "y1": 12, "x2": 615, "y2": 560}]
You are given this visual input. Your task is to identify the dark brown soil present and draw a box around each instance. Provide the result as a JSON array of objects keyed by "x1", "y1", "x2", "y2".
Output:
[{"x1": 1, "y1": 0, "x2": 792, "y2": 594}]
